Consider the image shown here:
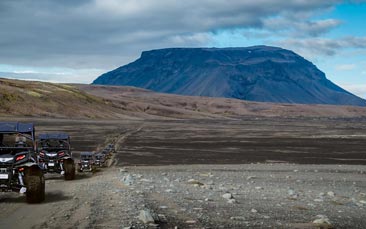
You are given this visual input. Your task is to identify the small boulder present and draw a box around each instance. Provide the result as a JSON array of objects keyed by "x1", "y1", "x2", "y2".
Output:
[
  {"x1": 327, "y1": 191, "x2": 335, "y2": 197},
  {"x1": 227, "y1": 199, "x2": 236, "y2": 204},
  {"x1": 187, "y1": 179, "x2": 204, "y2": 186},
  {"x1": 313, "y1": 215, "x2": 332, "y2": 226},
  {"x1": 121, "y1": 174, "x2": 134, "y2": 186},
  {"x1": 139, "y1": 209, "x2": 158, "y2": 224},
  {"x1": 222, "y1": 193, "x2": 233, "y2": 200}
]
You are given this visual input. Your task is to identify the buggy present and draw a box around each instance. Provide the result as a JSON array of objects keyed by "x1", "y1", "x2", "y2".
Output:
[
  {"x1": 78, "y1": 152, "x2": 95, "y2": 172},
  {"x1": 106, "y1": 144, "x2": 115, "y2": 153},
  {"x1": 0, "y1": 122, "x2": 45, "y2": 203},
  {"x1": 38, "y1": 133, "x2": 75, "y2": 180},
  {"x1": 94, "y1": 153, "x2": 105, "y2": 167},
  {"x1": 101, "y1": 149, "x2": 111, "y2": 159}
]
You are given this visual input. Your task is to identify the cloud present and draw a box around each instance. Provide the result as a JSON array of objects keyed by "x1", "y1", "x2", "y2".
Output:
[
  {"x1": 0, "y1": 0, "x2": 366, "y2": 86},
  {"x1": 341, "y1": 84, "x2": 366, "y2": 99},
  {"x1": 336, "y1": 64, "x2": 356, "y2": 71},
  {"x1": 275, "y1": 37, "x2": 366, "y2": 58},
  {"x1": 0, "y1": 0, "x2": 347, "y2": 70},
  {"x1": 0, "y1": 68, "x2": 105, "y2": 84},
  {"x1": 263, "y1": 18, "x2": 342, "y2": 37}
]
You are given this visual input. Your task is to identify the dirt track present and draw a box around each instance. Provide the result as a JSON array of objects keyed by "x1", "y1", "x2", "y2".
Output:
[{"x1": 0, "y1": 117, "x2": 366, "y2": 228}]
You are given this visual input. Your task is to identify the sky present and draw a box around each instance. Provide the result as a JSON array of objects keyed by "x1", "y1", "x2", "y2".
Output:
[{"x1": 0, "y1": 0, "x2": 365, "y2": 99}]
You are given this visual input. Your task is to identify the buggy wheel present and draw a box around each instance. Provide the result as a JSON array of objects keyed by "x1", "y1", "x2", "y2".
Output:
[
  {"x1": 77, "y1": 164, "x2": 82, "y2": 173},
  {"x1": 64, "y1": 159, "x2": 75, "y2": 180},
  {"x1": 25, "y1": 173, "x2": 45, "y2": 203}
]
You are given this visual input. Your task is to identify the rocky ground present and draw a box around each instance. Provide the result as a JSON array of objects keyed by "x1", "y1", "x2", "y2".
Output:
[
  {"x1": 119, "y1": 164, "x2": 366, "y2": 228},
  {"x1": 1, "y1": 117, "x2": 366, "y2": 228},
  {"x1": 1, "y1": 163, "x2": 365, "y2": 228}
]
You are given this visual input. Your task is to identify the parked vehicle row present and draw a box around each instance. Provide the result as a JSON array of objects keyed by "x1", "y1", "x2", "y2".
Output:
[{"x1": 0, "y1": 122, "x2": 117, "y2": 204}]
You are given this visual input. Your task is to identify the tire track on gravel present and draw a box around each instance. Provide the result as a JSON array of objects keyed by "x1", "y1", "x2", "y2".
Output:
[{"x1": 0, "y1": 126, "x2": 144, "y2": 229}]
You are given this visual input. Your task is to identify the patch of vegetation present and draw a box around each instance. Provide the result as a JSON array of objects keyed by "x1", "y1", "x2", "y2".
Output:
[
  {"x1": 27, "y1": 91, "x2": 42, "y2": 98},
  {"x1": 0, "y1": 91, "x2": 20, "y2": 102}
]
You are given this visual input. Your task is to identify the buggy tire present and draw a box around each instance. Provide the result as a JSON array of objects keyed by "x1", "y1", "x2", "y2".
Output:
[
  {"x1": 64, "y1": 159, "x2": 75, "y2": 180},
  {"x1": 25, "y1": 174, "x2": 45, "y2": 203},
  {"x1": 76, "y1": 164, "x2": 82, "y2": 173}
]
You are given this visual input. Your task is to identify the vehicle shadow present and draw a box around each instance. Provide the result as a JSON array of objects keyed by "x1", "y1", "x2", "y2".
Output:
[
  {"x1": 74, "y1": 173, "x2": 94, "y2": 180},
  {"x1": 0, "y1": 191, "x2": 72, "y2": 204},
  {"x1": 43, "y1": 191, "x2": 72, "y2": 203},
  {"x1": 44, "y1": 172, "x2": 94, "y2": 181},
  {"x1": 0, "y1": 194, "x2": 26, "y2": 203}
]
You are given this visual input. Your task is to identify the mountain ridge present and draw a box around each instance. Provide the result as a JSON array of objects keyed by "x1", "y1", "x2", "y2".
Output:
[{"x1": 93, "y1": 46, "x2": 365, "y2": 106}]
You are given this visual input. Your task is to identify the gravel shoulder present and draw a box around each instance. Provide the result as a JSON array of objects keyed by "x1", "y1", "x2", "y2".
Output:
[
  {"x1": 1, "y1": 163, "x2": 365, "y2": 228},
  {"x1": 120, "y1": 164, "x2": 366, "y2": 228}
]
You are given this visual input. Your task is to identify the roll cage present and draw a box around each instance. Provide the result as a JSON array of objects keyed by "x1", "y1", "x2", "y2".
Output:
[
  {"x1": 38, "y1": 133, "x2": 71, "y2": 151},
  {"x1": 0, "y1": 122, "x2": 36, "y2": 152}
]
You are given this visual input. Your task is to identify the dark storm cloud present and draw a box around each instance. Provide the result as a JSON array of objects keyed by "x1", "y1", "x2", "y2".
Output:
[{"x1": 0, "y1": 0, "x2": 354, "y2": 69}]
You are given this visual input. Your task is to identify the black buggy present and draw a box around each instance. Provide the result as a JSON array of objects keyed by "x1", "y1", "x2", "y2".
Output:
[
  {"x1": 0, "y1": 122, "x2": 45, "y2": 203},
  {"x1": 78, "y1": 152, "x2": 95, "y2": 172},
  {"x1": 94, "y1": 153, "x2": 105, "y2": 167},
  {"x1": 38, "y1": 133, "x2": 75, "y2": 180}
]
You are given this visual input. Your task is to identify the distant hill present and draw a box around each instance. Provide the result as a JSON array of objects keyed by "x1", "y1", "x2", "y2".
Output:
[
  {"x1": 93, "y1": 46, "x2": 366, "y2": 106},
  {"x1": 1, "y1": 78, "x2": 366, "y2": 119}
]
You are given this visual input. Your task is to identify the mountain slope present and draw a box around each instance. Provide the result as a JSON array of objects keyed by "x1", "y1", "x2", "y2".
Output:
[{"x1": 93, "y1": 46, "x2": 366, "y2": 106}]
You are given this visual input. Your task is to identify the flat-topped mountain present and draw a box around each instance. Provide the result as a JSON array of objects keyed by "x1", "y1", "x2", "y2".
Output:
[{"x1": 93, "y1": 46, "x2": 365, "y2": 106}]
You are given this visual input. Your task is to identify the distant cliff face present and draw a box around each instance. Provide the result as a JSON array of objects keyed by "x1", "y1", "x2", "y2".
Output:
[{"x1": 93, "y1": 46, "x2": 366, "y2": 106}]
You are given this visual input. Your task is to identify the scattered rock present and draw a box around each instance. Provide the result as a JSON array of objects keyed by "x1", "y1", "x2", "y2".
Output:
[
  {"x1": 327, "y1": 191, "x2": 335, "y2": 197},
  {"x1": 187, "y1": 179, "x2": 204, "y2": 186},
  {"x1": 222, "y1": 193, "x2": 233, "y2": 200},
  {"x1": 288, "y1": 189, "x2": 295, "y2": 196},
  {"x1": 148, "y1": 223, "x2": 160, "y2": 228},
  {"x1": 119, "y1": 168, "x2": 128, "y2": 173},
  {"x1": 312, "y1": 215, "x2": 332, "y2": 226},
  {"x1": 139, "y1": 209, "x2": 158, "y2": 224},
  {"x1": 251, "y1": 209, "x2": 258, "y2": 213},
  {"x1": 230, "y1": 216, "x2": 246, "y2": 221},
  {"x1": 185, "y1": 220, "x2": 196, "y2": 224},
  {"x1": 121, "y1": 174, "x2": 134, "y2": 186},
  {"x1": 227, "y1": 199, "x2": 236, "y2": 204}
]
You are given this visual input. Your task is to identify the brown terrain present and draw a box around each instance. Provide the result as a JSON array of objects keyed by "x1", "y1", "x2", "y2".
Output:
[
  {"x1": 1, "y1": 78, "x2": 366, "y2": 228},
  {"x1": 1, "y1": 78, "x2": 366, "y2": 119}
]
